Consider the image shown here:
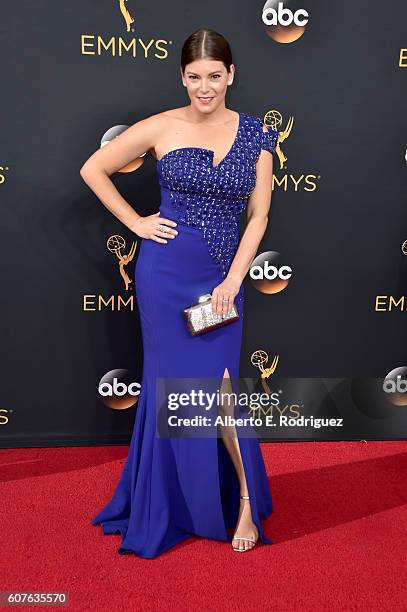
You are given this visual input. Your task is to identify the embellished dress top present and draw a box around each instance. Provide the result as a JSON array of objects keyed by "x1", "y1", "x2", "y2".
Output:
[{"x1": 157, "y1": 111, "x2": 278, "y2": 279}]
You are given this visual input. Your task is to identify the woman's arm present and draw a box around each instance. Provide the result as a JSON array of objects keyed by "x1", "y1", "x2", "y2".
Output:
[
  {"x1": 79, "y1": 114, "x2": 178, "y2": 243},
  {"x1": 211, "y1": 141, "x2": 274, "y2": 315}
]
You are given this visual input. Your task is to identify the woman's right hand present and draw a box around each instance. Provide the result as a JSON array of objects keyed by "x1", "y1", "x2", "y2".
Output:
[{"x1": 131, "y1": 212, "x2": 178, "y2": 243}]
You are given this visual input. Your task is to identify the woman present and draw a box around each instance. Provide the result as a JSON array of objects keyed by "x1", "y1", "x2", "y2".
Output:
[{"x1": 80, "y1": 28, "x2": 278, "y2": 558}]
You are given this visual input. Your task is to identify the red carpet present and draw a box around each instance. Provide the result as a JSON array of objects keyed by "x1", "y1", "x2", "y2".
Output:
[{"x1": 1, "y1": 441, "x2": 406, "y2": 611}]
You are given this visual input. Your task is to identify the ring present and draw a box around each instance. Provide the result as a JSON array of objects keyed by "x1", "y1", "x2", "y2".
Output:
[
  {"x1": 222, "y1": 297, "x2": 229, "y2": 302},
  {"x1": 158, "y1": 224, "x2": 169, "y2": 233}
]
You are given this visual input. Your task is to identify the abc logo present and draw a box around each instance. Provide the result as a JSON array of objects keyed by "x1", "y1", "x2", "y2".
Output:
[
  {"x1": 383, "y1": 375, "x2": 407, "y2": 393},
  {"x1": 262, "y1": 1, "x2": 309, "y2": 43},
  {"x1": 382, "y1": 367, "x2": 407, "y2": 407},
  {"x1": 98, "y1": 368, "x2": 141, "y2": 410},
  {"x1": 250, "y1": 251, "x2": 292, "y2": 294}
]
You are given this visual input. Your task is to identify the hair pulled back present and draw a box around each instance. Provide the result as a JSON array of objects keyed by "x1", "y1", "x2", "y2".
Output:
[{"x1": 180, "y1": 29, "x2": 233, "y2": 74}]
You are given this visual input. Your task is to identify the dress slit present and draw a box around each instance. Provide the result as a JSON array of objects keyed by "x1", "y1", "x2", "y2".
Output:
[{"x1": 215, "y1": 365, "x2": 273, "y2": 544}]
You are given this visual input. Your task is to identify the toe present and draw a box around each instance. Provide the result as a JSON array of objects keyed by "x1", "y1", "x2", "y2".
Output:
[{"x1": 232, "y1": 537, "x2": 240, "y2": 551}]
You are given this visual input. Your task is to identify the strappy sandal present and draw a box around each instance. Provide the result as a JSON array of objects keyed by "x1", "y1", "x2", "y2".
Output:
[{"x1": 232, "y1": 495, "x2": 259, "y2": 552}]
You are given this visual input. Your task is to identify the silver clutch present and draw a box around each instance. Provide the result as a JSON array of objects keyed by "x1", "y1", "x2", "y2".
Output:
[{"x1": 183, "y1": 293, "x2": 240, "y2": 336}]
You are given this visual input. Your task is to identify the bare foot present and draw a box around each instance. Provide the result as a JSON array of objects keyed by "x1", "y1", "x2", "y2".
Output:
[{"x1": 232, "y1": 497, "x2": 259, "y2": 552}]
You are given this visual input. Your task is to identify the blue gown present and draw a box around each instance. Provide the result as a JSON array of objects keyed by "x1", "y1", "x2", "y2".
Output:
[{"x1": 91, "y1": 111, "x2": 279, "y2": 558}]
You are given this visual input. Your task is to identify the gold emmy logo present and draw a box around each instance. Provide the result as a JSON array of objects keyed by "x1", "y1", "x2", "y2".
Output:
[
  {"x1": 118, "y1": 0, "x2": 135, "y2": 32},
  {"x1": 107, "y1": 234, "x2": 137, "y2": 290},
  {"x1": 251, "y1": 350, "x2": 279, "y2": 379},
  {"x1": 251, "y1": 350, "x2": 280, "y2": 411},
  {"x1": 80, "y1": 1, "x2": 170, "y2": 60},
  {"x1": 263, "y1": 109, "x2": 293, "y2": 170},
  {"x1": 402, "y1": 240, "x2": 407, "y2": 255},
  {"x1": 251, "y1": 349, "x2": 279, "y2": 392}
]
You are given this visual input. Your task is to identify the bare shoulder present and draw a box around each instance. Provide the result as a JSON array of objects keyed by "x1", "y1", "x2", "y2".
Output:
[
  {"x1": 155, "y1": 106, "x2": 192, "y2": 121},
  {"x1": 130, "y1": 107, "x2": 189, "y2": 159},
  {"x1": 134, "y1": 107, "x2": 189, "y2": 130}
]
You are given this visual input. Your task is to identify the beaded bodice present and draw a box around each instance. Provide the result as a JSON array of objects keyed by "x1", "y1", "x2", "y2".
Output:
[{"x1": 156, "y1": 111, "x2": 278, "y2": 279}]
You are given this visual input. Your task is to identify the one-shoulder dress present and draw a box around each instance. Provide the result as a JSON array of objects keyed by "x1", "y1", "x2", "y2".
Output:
[{"x1": 91, "y1": 111, "x2": 279, "y2": 558}]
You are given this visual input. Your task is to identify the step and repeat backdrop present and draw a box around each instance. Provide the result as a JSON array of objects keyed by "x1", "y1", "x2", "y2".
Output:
[{"x1": 1, "y1": 1, "x2": 407, "y2": 447}]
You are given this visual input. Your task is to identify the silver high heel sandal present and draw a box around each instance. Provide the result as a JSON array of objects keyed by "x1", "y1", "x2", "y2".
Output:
[{"x1": 232, "y1": 495, "x2": 259, "y2": 552}]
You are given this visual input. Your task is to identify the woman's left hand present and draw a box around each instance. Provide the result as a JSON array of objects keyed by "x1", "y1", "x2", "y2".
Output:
[{"x1": 211, "y1": 276, "x2": 241, "y2": 316}]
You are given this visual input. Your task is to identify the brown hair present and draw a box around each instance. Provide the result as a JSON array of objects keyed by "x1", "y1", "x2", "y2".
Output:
[{"x1": 180, "y1": 29, "x2": 233, "y2": 74}]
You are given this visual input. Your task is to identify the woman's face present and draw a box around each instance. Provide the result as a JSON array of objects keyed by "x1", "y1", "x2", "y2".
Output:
[{"x1": 180, "y1": 58, "x2": 235, "y2": 114}]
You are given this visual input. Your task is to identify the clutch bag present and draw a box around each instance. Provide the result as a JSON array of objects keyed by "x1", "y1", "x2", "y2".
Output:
[{"x1": 183, "y1": 293, "x2": 240, "y2": 336}]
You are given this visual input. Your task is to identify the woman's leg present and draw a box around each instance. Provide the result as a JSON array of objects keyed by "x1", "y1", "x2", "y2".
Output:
[{"x1": 218, "y1": 367, "x2": 259, "y2": 551}]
